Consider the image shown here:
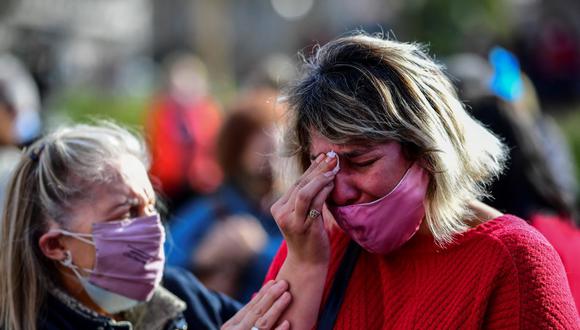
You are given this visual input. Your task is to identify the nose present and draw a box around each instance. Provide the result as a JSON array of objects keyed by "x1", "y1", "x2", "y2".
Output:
[{"x1": 330, "y1": 171, "x2": 360, "y2": 206}]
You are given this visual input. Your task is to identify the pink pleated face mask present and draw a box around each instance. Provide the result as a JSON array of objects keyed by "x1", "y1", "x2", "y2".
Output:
[
  {"x1": 54, "y1": 214, "x2": 165, "y2": 312},
  {"x1": 329, "y1": 162, "x2": 430, "y2": 254}
]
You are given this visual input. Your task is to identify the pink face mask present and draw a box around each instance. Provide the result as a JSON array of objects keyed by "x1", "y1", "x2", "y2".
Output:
[
  {"x1": 329, "y1": 162, "x2": 430, "y2": 254},
  {"x1": 53, "y1": 214, "x2": 165, "y2": 313}
]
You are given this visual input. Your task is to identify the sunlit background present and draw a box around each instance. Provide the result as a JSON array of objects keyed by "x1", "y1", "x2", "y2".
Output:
[{"x1": 0, "y1": 0, "x2": 579, "y2": 172}]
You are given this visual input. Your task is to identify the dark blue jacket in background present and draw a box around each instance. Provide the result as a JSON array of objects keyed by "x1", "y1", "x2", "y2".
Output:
[{"x1": 165, "y1": 183, "x2": 282, "y2": 302}]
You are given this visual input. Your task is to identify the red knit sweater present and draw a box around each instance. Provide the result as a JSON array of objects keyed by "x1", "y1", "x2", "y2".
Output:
[{"x1": 264, "y1": 215, "x2": 580, "y2": 329}]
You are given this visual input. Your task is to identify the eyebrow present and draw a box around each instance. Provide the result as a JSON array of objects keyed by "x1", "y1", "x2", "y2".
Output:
[{"x1": 309, "y1": 146, "x2": 374, "y2": 161}]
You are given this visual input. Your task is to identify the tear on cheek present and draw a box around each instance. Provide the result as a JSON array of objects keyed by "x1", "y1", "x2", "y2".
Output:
[{"x1": 326, "y1": 150, "x2": 341, "y2": 175}]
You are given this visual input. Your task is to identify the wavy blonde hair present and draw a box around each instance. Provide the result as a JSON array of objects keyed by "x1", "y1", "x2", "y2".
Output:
[
  {"x1": 0, "y1": 122, "x2": 148, "y2": 330},
  {"x1": 275, "y1": 33, "x2": 507, "y2": 244}
]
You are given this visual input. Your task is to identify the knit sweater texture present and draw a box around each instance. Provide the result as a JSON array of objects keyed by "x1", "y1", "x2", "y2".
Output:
[{"x1": 264, "y1": 215, "x2": 580, "y2": 329}]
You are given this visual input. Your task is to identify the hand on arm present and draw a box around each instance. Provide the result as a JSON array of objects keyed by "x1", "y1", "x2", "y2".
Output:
[{"x1": 222, "y1": 280, "x2": 291, "y2": 330}]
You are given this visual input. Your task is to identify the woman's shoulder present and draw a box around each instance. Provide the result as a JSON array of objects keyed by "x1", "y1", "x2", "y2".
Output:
[
  {"x1": 464, "y1": 214, "x2": 556, "y2": 258},
  {"x1": 464, "y1": 214, "x2": 569, "y2": 286},
  {"x1": 474, "y1": 213, "x2": 544, "y2": 240},
  {"x1": 463, "y1": 215, "x2": 579, "y2": 327},
  {"x1": 462, "y1": 202, "x2": 541, "y2": 245}
]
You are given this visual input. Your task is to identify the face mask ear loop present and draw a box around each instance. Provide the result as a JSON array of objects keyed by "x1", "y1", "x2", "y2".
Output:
[
  {"x1": 60, "y1": 250, "x2": 93, "y2": 277},
  {"x1": 51, "y1": 229, "x2": 95, "y2": 246}
]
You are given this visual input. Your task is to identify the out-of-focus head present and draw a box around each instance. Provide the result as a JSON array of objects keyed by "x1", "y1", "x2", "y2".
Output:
[
  {"x1": 446, "y1": 51, "x2": 542, "y2": 118},
  {"x1": 0, "y1": 82, "x2": 16, "y2": 145},
  {"x1": 276, "y1": 33, "x2": 507, "y2": 243},
  {"x1": 445, "y1": 53, "x2": 494, "y2": 101},
  {"x1": 0, "y1": 54, "x2": 41, "y2": 146},
  {"x1": 163, "y1": 52, "x2": 209, "y2": 102},
  {"x1": 0, "y1": 122, "x2": 152, "y2": 329},
  {"x1": 238, "y1": 56, "x2": 294, "y2": 125},
  {"x1": 218, "y1": 106, "x2": 276, "y2": 200}
]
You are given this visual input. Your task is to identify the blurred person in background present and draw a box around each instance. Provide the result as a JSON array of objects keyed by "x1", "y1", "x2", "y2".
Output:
[
  {"x1": 447, "y1": 48, "x2": 580, "y2": 311},
  {"x1": 0, "y1": 54, "x2": 42, "y2": 216},
  {"x1": 0, "y1": 122, "x2": 300, "y2": 330},
  {"x1": 166, "y1": 89, "x2": 283, "y2": 302},
  {"x1": 0, "y1": 84, "x2": 21, "y2": 217},
  {"x1": 146, "y1": 53, "x2": 223, "y2": 213}
]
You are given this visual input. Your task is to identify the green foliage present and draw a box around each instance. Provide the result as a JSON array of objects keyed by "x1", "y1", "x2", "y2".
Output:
[
  {"x1": 52, "y1": 90, "x2": 149, "y2": 128},
  {"x1": 556, "y1": 108, "x2": 580, "y2": 182},
  {"x1": 399, "y1": 0, "x2": 512, "y2": 55}
]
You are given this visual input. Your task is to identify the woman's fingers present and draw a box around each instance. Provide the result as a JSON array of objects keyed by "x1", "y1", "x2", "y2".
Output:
[
  {"x1": 287, "y1": 154, "x2": 337, "y2": 208},
  {"x1": 301, "y1": 153, "x2": 327, "y2": 182},
  {"x1": 293, "y1": 174, "x2": 335, "y2": 222},
  {"x1": 222, "y1": 280, "x2": 290, "y2": 329},
  {"x1": 271, "y1": 152, "x2": 337, "y2": 238},
  {"x1": 271, "y1": 153, "x2": 335, "y2": 223},
  {"x1": 305, "y1": 182, "x2": 335, "y2": 227},
  {"x1": 223, "y1": 280, "x2": 277, "y2": 326},
  {"x1": 277, "y1": 154, "x2": 326, "y2": 206},
  {"x1": 253, "y1": 291, "x2": 292, "y2": 330},
  {"x1": 238, "y1": 281, "x2": 289, "y2": 328}
]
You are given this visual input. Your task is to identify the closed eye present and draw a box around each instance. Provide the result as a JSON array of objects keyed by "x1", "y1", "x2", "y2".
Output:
[{"x1": 351, "y1": 158, "x2": 378, "y2": 168}]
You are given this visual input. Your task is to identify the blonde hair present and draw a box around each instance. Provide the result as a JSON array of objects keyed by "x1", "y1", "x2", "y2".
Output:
[
  {"x1": 0, "y1": 122, "x2": 148, "y2": 330},
  {"x1": 276, "y1": 33, "x2": 507, "y2": 244}
]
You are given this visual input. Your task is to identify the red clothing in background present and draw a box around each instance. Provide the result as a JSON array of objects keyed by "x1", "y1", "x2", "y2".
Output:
[
  {"x1": 531, "y1": 213, "x2": 580, "y2": 313},
  {"x1": 147, "y1": 95, "x2": 223, "y2": 198},
  {"x1": 264, "y1": 215, "x2": 580, "y2": 329}
]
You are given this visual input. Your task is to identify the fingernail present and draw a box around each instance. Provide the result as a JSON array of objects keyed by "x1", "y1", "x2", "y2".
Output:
[
  {"x1": 324, "y1": 151, "x2": 336, "y2": 163},
  {"x1": 315, "y1": 154, "x2": 325, "y2": 163},
  {"x1": 325, "y1": 150, "x2": 338, "y2": 164}
]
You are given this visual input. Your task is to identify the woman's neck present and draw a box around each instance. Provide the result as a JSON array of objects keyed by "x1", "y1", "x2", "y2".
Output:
[
  {"x1": 58, "y1": 268, "x2": 121, "y2": 320},
  {"x1": 415, "y1": 200, "x2": 503, "y2": 236},
  {"x1": 468, "y1": 200, "x2": 503, "y2": 226}
]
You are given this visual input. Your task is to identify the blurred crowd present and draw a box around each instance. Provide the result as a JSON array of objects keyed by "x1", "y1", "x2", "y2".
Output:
[{"x1": 0, "y1": 30, "x2": 579, "y2": 309}]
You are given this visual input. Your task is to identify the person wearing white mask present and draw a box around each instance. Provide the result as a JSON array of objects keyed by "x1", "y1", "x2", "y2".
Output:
[
  {"x1": 0, "y1": 55, "x2": 42, "y2": 219},
  {"x1": 0, "y1": 54, "x2": 42, "y2": 146},
  {"x1": 0, "y1": 84, "x2": 22, "y2": 218},
  {"x1": 262, "y1": 33, "x2": 579, "y2": 329},
  {"x1": 0, "y1": 123, "x2": 300, "y2": 330}
]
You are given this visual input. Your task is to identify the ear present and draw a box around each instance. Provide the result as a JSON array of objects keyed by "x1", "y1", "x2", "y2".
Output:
[{"x1": 38, "y1": 230, "x2": 67, "y2": 262}]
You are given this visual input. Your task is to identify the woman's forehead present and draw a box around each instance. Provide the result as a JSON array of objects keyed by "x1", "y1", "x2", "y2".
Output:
[
  {"x1": 308, "y1": 130, "x2": 364, "y2": 150},
  {"x1": 308, "y1": 132, "x2": 400, "y2": 159},
  {"x1": 118, "y1": 155, "x2": 152, "y2": 191},
  {"x1": 86, "y1": 155, "x2": 153, "y2": 201}
]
